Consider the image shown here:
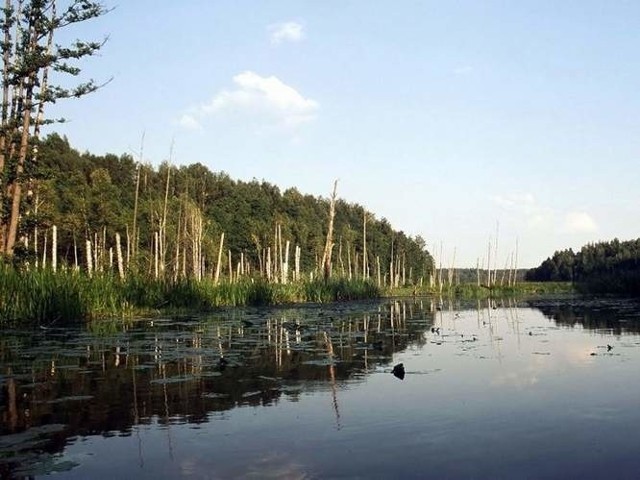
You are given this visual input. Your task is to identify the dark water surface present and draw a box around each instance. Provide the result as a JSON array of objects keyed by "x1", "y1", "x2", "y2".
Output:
[{"x1": 2, "y1": 296, "x2": 640, "y2": 479}]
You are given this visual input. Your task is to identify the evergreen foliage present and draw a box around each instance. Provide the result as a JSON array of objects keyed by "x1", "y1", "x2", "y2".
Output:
[
  {"x1": 526, "y1": 238, "x2": 640, "y2": 294},
  {"x1": 0, "y1": 0, "x2": 108, "y2": 255}
]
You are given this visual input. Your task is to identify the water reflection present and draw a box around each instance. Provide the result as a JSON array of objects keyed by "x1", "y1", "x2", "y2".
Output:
[{"x1": 2, "y1": 296, "x2": 640, "y2": 478}]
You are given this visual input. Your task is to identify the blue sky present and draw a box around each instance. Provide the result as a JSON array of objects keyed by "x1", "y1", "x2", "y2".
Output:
[{"x1": 47, "y1": 1, "x2": 640, "y2": 267}]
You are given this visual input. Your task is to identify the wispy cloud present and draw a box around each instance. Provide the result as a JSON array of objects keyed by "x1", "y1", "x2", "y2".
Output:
[
  {"x1": 268, "y1": 21, "x2": 304, "y2": 45},
  {"x1": 178, "y1": 71, "x2": 319, "y2": 132},
  {"x1": 493, "y1": 193, "x2": 553, "y2": 229},
  {"x1": 177, "y1": 113, "x2": 201, "y2": 131},
  {"x1": 493, "y1": 193, "x2": 598, "y2": 235},
  {"x1": 563, "y1": 211, "x2": 598, "y2": 234}
]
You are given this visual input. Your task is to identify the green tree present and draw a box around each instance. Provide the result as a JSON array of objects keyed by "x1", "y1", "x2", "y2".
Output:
[{"x1": 0, "y1": 0, "x2": 108, "y2": 257}]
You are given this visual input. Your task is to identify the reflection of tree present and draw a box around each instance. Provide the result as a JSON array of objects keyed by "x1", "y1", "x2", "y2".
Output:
[
  {"x1": 528, "y1": 298, "x2": 640, "y2": 335},
  {"x1": 0, "y1": 300, "x2": 435, "y2": 475}
]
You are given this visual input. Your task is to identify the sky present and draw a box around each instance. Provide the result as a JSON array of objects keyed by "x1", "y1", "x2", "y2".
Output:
[{"x1": 46, "y1": 0, "x2": 640, "y2": 268}]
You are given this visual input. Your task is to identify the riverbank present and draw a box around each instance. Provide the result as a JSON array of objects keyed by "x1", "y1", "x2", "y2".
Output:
[
  {"x1": 0, "y1": 265, "x2": 380, "y2": 324},
  {"x1": 384, "y1": 281, "x2": 575, "y2": 298},
  {"x1": 0, "y1": 264, "x2": 579, "y2": 325}
]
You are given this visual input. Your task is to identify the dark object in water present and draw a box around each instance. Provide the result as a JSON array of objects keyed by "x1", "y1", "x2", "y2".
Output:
[
  {"x1": 242, "y1": 319, "x2": 253, "y2": 327},
  {"x1": 607, "y1": 344, "x2": 613, "y2": 351},
  {"x1": 392, "y1": 363, "x2": 405, "y2": 380},
  {"x1": 217, "y1": 357, "x2": 229, "y2": 370}
]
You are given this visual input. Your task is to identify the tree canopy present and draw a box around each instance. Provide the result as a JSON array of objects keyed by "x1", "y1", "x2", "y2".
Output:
[
  {"x1": 526, "y1": 239, "x2": 640, "y2": 294},
  {"x1": 19, "y1": 133, "x2": 434, "y2": 285}
]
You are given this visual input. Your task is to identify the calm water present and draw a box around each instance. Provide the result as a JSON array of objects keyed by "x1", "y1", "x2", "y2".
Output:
[{"x1": 2, "y1": 296, "x2": 640, "y2": 479}]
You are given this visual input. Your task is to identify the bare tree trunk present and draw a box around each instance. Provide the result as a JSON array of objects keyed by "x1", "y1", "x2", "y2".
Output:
[
  {"x1": 94, "y1": 232, "x2": 99, "y2": 273},
  {"x1": 125, "y1": 224, "x2": 130, "y2": 270},
  {"x1": 131, "y1": 134, "x2": 144, "y2": 261},
  {"x1": 493, "y1": 221, "x2": 499, "y2": 286},
  {"x1": 73, "y1": 235, "x2": 78, "y2": 271},
  {"x1": 160, "y1": 145, "x2": 172, "y2": 274},
  {"x1": 5, "y1": 72, "x2": 35, "y2": 254},
  {"x1": 214, "y1": 232, "x2": 224, "y2": 285},
  {"x1": 389, "y1": 238, "x2": 394, "y2": 289},
  {"x1": 51, "y1": 225, "x2": 57, "y2": 272},
  {"x1": 338, "y1": 236, "x2": 345, "y2": 277},
  {"x1": 402, "y1": 253, "x2": 407, "y2": 286},
  {"x1": 34, "y1": 219, "x2": 39, "y2": 268},
  {"x1": 322, "y1": 180, "x2": 338, "y2": 281},
  {"x1": 278, "y1": 223, "x2": 283, "y2": 283},
  {"x1": 42, "y1": 229, "x2": 47, "y2": 269},
  {"x1": 154, "y1": 231, "x2": 159, "y2": 279},
  {"x1": 283, "y1": 240, "x2": 290, "y2": 284},
  {"x1": 513, "y1": 238, "x2": 516, "y2": 287},
  {"x1": 362, "y1": 211, "x2": 368, "y2": 280},
  {"x1": 487, "y1": 240, "x2": 492, "y2": 287},
  {"x1": 266, "y1": 247, "x2": 272, "y2": 282},
  {"x1": 116, "y1": 232, "x2": 124, "y2": 279},
  {"x1": 86, "y1": 239, "x2": 93, "y2": 277},
  {"x1": 273, "y1": 224, "x2": 279, "y2": 282}
]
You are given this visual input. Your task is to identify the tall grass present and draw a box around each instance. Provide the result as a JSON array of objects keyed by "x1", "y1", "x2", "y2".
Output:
[
  {"x1": 0, "y1": 265, "x2": 381, "y2": 324},
  {"x1": 384, "y1": 282, "x2": 575, "y2": 299}
]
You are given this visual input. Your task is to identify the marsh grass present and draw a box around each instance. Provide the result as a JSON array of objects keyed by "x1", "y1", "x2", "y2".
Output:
[
  {"x1": 384, "y1": 282, "x2": 575, "y2": 299},
  {"x1": 0, "y1": 265, "x2": 381, "y2": 324}
]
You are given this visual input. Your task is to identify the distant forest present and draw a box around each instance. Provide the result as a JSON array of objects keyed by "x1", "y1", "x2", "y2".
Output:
[
  {"x1": 526, "y1": 238, "x2": 640, "y2": 294},
  {"x1": 19, "y1": 134, "x2": 433, "y2": 285}
]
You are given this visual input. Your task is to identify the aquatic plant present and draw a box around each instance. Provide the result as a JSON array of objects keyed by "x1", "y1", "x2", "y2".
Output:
[{"x1": 0, "y1": 264, "x2": 382, "y2": 324}]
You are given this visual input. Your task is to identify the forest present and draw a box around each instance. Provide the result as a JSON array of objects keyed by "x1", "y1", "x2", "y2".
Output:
[
  {"x1": 15, "y1": 133, "x2": 433, "y2": 287},
  {"x1": 526, "y1": 238, "x2": 640, "y2": 294}
]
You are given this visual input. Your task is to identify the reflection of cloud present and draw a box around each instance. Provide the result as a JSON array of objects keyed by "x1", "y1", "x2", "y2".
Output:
[
  {"x1": 564, "y1": 342, "x2": 598, "y2": 366},
  {"x1": 563, "y1": 211, "x2": 598, "y2": 234},
  {"x1": 269, "y1": 21, "x2": 305, "y2": 45},
  {"x1": 492, "y1": 369, "x2": 540, "y2": 388},
  {"x1": 178, "y1": 71, "x2": 319, "y2": 132},
  {"x1": 241, "y1": 453, "x2": 312, "y2": 479}
]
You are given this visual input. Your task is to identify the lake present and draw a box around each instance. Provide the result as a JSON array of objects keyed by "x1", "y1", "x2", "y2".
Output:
[{"x1": 2, "y1": 296, "x2": 640, "y2": 479}]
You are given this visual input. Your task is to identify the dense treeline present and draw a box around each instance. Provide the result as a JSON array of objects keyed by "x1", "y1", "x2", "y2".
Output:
[
  {"x1": 526, "y1": 238, "x2": 640, "y2": 294},
  {"x1": 16, "y1": 134, "x2": 432, "y2": 285}
]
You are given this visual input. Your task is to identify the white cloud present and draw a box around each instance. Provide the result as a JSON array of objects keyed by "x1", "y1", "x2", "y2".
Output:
[
  {"x1": 493, "y1": 193, "x2": 553, "y2": 229},
  {"x1": 268, "y1": 21, "x2": 304, "y2": 45},
  {"x1": 179, "y1": 71, "x2": 319, "y2": 132},
  {"x1": 177, "y1": 114, "x2": 201, "y2": 130},
  {"x1": 494, "y1": 193, "x2": 599, "y2": 236},
  {"x1": 493, "y1": 193, "x2": 536, "y2": 213},
  {"x1": 563, "y1": 211, "x2": 598, "y2": 234}
]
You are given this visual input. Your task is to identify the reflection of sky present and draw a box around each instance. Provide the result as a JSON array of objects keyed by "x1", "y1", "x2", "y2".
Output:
[{"x1": 55, "y1": 303, "x2": 640, "y2": 479}]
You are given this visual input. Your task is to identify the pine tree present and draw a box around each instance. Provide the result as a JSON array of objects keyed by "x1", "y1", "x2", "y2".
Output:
[{"x1": 0, "y1": 0, "x2": 108, "y2": 256}]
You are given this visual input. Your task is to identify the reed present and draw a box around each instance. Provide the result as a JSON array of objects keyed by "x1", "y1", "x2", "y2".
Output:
[{"x1": 0, "y1": 265, "x2": 381, "y2": 324}]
